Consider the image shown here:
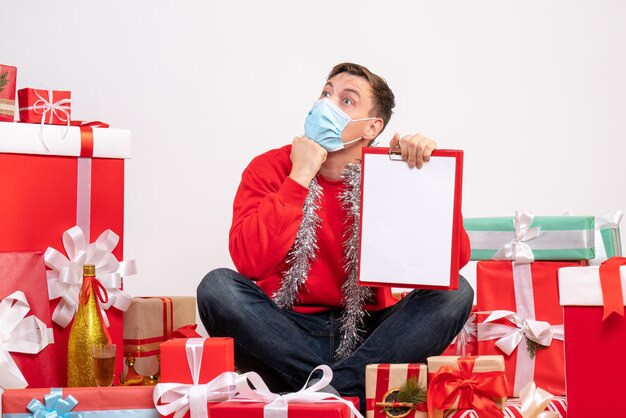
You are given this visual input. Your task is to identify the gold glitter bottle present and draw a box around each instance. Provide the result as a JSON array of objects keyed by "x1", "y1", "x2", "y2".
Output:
[{"x1": 67, "y1": 264, "x2": 111, "y2": 386}]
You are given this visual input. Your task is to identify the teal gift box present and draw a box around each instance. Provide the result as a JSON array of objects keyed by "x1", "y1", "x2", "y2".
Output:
[{"x1": 465, "y1": 212, "x2": 595, "y2": 262}]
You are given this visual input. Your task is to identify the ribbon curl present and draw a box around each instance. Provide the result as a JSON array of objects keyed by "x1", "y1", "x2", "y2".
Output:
[
  {"x1": 45, "y1": 226, "x2": 136, "y2": 328},
  {"x1": 0, "y1": 291, "x2": 54, "y2": 390},
  {"x1": 519, "y1": 381, "x2": 559, "y2": 418},
  {"x1": 427, "y1": 357, "x2": 508, "y2": 418},
  {"x1": 492, "y1": 211, "x2": 541, "y2": 263},
  {"x1": 26, "y1": 388, "x2": 82, "y2": 418}
]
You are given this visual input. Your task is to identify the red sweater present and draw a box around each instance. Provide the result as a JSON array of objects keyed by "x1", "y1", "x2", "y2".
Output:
[{"x1": 229, "y1": 145, "x2": 471, "y2": 313}]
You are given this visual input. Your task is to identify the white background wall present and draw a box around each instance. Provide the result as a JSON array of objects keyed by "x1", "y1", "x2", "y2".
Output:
[{"x1": 2, "y1": 1, "x2": 625, "y2": 328}]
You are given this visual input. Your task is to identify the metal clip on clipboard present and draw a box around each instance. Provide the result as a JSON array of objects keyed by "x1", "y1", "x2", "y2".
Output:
[{"x1": 388, "y1": 146, "x2": 403, "y2": 161}]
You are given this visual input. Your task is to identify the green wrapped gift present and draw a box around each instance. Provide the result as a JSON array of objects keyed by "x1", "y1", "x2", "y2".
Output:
[
  {"x1": 465, "y1": 211, "x2": 595, "y2": 262},
  {"x1": 589, "y1": 210, "x2": 623, "y2": 265}
]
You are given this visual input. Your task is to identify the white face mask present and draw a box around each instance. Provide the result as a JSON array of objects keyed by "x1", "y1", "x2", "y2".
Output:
[{"x1": 304, "y1": 98, "x2": 375, "y2": 152}]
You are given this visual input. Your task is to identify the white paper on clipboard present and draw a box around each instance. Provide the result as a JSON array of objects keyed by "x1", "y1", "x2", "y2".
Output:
[{"x1": 358, "y1": 149, "x2": 462, "y2": 288}]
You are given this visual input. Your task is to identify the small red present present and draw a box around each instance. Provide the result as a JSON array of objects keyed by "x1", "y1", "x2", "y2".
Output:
[
  {"x1": 559, "y1": 257, "x2": 626, "y2": 417},
  {"x1": 441, "y1": 306, "x2": 477, "y2": 356},
  {"x1": 18, "y1": 88, "x2": 71, "y2": 125},
  {"x1": 1, "y1": 386, "x2": 155, "y2": 416},
  {"x1": 0, "y1": 64, "x2": 17, "y2": 122},
  {"x1": 427, "y1": 356, "x2": 508, "y2": 418},
  {"x1": 160, "y1": 337, "x2": 234, "y2": 384},
  {"x1": 155, "y1": 337, "x2": 236, "y2": 418},
  {"x1": 475, "y1": 261, "x2": 583, "y2": 396},
  {"x1": 0, "y1": 252, "x2": 58, "y2": 389},
  {"x1": 365, "y1": 363, "x2": 427, "y2": 418}
]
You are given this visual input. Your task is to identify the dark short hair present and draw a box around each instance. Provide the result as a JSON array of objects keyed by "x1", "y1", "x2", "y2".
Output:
[{"x1": 327, "y1": 63, "x2": 396, "y2": 132}]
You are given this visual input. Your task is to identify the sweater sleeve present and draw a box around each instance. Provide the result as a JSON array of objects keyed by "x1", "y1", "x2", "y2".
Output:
[
  {"x1": 459, "y1": 215, "x2": 471, "y2": 269},
  {"x1": 229, "y1": 156, "x2": 309, "y2": 280}
]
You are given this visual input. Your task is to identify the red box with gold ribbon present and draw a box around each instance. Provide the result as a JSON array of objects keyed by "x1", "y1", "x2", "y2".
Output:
[
  {"x1": 426, "y1": 356, "x2": 508, "y2": 418},
  {"x1": 123, "y1": 296, "x2": 197, "y2": 379},
  {"x1": 17, "y1": 88, "x2": 71, "y2": 125},
  {"x1": 0, "y1": 121, "x2": 132, "y2": 387},
  {"x1": 559, "y1": 257, "x2": 626, "y2": 417},
  {"x1": 475, "y1": 260, "x2": 584, "y2": 397},
  {"x1": 1, "y1": 386, "x2": 157, "y2": 417},
  {"x1": 0, "y1": 64, "x2": 17, "y2": 122},
  {"x1": 365, "y1": 363, "x2": 427, "y2": 418}
]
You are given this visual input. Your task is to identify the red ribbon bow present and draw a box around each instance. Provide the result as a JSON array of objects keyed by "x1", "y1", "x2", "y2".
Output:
[
  {"x1": 427, "y1": 357, "x2": 509, "y2": 418},
  {"x1": 599, "y1": 257, "x2": 626, "y2": 320},
  {"x1": 171, "y1": 324, "x2": 202, "y2": 338},
  {"x1": 78, "y1": 275, "x2": 113, "y2": 344}
]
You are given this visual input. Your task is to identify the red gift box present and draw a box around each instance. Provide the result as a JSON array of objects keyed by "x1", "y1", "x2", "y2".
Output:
[
  {"x1": 18, "y1": 88, "x2": 71, "y2": 125},
  {"x1": 160, "y1": 337, "x2": 235, "y2": 383},
  {"x1": 475, "y1": 261, "x2": 582, "y2": 397},
  {"x1": 0, "y1": 64, "x2": 17, "y2": 122},
  {"x1": 209, "y1": 397, "x2": 361, "y2": 418},
  {"x1": 559, "y1": 258, "x2": 626, "y2": 417},
  {"x1": 365, "y1": 363, "x2": 427, "y2": 418},
  {"x1": 156, "y1": 337, "x2": 235, "y2": 418},
  {"x1": 1, "y1": 386, "x2": 156, "y2": 416},
  {"x1": 0, "y1": 122, "x2": 131, "y2": 386},
  {"x1": 441, "y1": 306, "x2": 477, "y2": 356},
  {"x1": 0, "y1": 252, "x2": 58, "y2": 389}
]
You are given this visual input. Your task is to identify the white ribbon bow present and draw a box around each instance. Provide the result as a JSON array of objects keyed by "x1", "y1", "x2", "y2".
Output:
[
  {"x1": 18, "y1": 89, "x2": 72, "y2": 151},
  {"x1": 44, "y1": 226, "x2": 136, "y2": 328},
  {"x1": 451, "y1": 312, "x2": 477, "y2": 356},
  {"x1": 153, "y1": 338, "x2": 239, "y2": 418},
  {"x1": 492, "y1": 211, "x2": 541, "y2": 263},
  {"x1": 0, "y1": 291, "x2": 54, "y2": 390},
  {"x1": 477, "y1": 310, "x2": 563, "y2": 356},
  {"x1": 232, "y1": 365, "x2": 363, "y2": 418},
  {"x1": 519, "y1": 381, "x2": 559, "y2": 418}
]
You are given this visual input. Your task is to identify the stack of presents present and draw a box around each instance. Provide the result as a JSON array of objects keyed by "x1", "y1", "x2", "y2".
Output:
[{"x1": 1, "y1": 62, "x2": 625, "y2": 418}]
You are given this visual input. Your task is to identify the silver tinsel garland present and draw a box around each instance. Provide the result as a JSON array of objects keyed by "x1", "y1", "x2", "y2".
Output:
[
  {"x1": 272, "y1": 177, "x2": 323, "y2": 309},
  {"x1": 335, "y1": 163, "x2": 371, "y2": 360},
  {"x1": 272, "y1": 165, "x2": 370, "y2": 360}
]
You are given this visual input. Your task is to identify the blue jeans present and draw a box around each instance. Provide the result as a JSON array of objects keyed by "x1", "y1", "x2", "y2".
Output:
[{"x1": 197, "y1": 268, "x2": 473, "y2": 411}]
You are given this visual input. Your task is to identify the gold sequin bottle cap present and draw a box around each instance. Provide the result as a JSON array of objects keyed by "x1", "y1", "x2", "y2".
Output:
[{"x1": 83, "y1": 264, "x2": 96, "y2": 276}]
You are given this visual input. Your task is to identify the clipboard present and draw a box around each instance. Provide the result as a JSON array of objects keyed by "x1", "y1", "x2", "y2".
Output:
[{"x1": 358, "y1": 147, "x2": 464, "y2": 290}]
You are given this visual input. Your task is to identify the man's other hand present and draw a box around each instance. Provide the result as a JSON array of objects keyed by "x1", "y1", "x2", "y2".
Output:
[
  {"x1": 389, "y1": 132, "x2": 437, "y2": 169},
  {"x1": 289, "y1": 136, "x2": 328, "y2": 188}
]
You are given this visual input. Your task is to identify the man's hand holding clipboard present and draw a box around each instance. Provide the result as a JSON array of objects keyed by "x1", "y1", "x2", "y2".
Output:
[{"x1": 358, "y1": 133, "x2": 463, "y2": 291}]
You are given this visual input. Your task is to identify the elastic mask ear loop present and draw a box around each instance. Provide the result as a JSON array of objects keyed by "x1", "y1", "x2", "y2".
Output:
[
  {"x1": 342, "y1": 137, "x2": 363, "y2": 147},
  {"x1": 342, "y1": 116, "x2": 377, "y2": 147}
]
